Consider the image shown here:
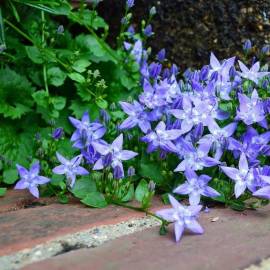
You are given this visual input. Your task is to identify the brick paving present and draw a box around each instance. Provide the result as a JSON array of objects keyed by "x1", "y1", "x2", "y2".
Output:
[
  {"x1": 1, "y1": 190, "x2": 270, "y2": 270},
  {"x1": 0, "y1": 190, "x2": 163, "y2": 257},
  {"x1": 22, "y1": 206, "x2": 270, "y2": 270}
]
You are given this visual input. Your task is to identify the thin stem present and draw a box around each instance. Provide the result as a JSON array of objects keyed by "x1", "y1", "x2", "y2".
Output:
[
  {"x1": 41, "y1": 11, "x2": 49, "y2": 94},
  {"x1": 112, "y1": 201, "x2": 170, "y2": 224},
  {"x1": 4, "y1": 18, "x2": 34, "y2": 44},
  {"x1": 4, "y1": 18, "x2": 69, "y2": 71}
]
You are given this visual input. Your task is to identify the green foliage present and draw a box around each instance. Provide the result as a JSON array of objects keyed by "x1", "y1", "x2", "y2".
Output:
[
  {"x1": 81, "y1": 192, "x2": 108, "y2": 208},
  {"x1": 0, "y1": 0, "x2": 140, "y2": 187}
]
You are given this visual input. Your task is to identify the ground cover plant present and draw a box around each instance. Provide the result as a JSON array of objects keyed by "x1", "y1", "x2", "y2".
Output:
[{"x1": 1, "y1": 0, "x2": 270, "y2": 242}]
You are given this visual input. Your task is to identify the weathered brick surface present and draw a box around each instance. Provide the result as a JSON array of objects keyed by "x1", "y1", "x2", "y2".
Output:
[
  {"x1": 0, "y1": 193, "x2": 163, "y2": 256},
  {"x1": 23, "y1": 205, "x2": 270, "y2": 270}
]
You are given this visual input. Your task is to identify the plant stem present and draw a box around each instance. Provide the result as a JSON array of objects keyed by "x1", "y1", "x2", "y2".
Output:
[
  {"x1": 4, "y1": 18, "x2": 69, "y2": 71},
  {"x1": 41, "y1": 11, "x2": 49, "y2": 94},
  {"x1": 4, "y1": 18, "x2": 34, "y2": 44},
  {"x1": 112, "y1": 201, "x2": 170, "y2": 225}
]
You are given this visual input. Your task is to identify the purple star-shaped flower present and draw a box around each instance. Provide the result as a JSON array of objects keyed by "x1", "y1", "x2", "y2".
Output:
[
  {"x1": 69, "y1": 112, "x2": 106, "y2": 149},
  {"x1": 15, "y1": 162, "x2": 50, "y2": 198},
  {"x1": 119, "y1": 101, "x2": 151, "y2": 133},
  {"x1": 174, "y1": 169, "x2": 220, "y2": 205},
  {"x1": 229, "y1": 127, "x2": 270, "y2": 163},
  {"x1": 220, "y1": 153, "x2": 257, "y2": 198},
  {"x1": 209, "y1": 53, "x2": 235, "y2": 80},
  {"x1": 92, "y1": 134, "x2": 138, "y2": 179},
  {"x1": 238, "y1": 60, "x2": 270, "y2": 84},
  {"x1": 174, "y1": 143, "x2": 220, "y2": 172},
  {"x1": 236, "y1": 89, "x2": 266, "y2": 126},
  {"x1": 156, "y1": 194, "x2": 203, "y2": 242},
  {"x1": 141, "y1": 121, "x2": 182, "y2": 153},
  {"x1": 199, "y1": 120, "x2": 237, "y2": 160},
  {"x1": 253, "y1": 173, "x2": 270, "y2": 199},
  {"x1": 53, "y1": 153, "x2": 89, "y2": 187}
]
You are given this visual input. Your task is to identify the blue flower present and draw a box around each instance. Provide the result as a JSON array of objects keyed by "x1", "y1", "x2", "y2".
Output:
[{"x1": 15, "y1": 162, "x2": 50, "y2": 198}]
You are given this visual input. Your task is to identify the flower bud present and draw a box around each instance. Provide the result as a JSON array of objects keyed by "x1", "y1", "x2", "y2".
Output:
[
  {"x1": 243, "y1": 39, "x2": 252, "y2": 52},
  {"x1": 148, "y1": 180, "x2": 156, "y2": 192},
  {"x1": 126, "y1": 0, "x2": 134, "y2": 9},
  {"x1": 52, "y1": 127, "x2": 64, "y2": 140},
  {"x1": 149, "y1": 6, "x2": 156, "y2": 16},
  {"x1": 127, "y1": 166, "x2": 135, "y2": 177}
]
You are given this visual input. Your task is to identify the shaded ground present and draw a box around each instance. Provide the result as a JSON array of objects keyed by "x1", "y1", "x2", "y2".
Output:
[{"x1": 98, "y1": 0, "x2": 270, "y2": 69}]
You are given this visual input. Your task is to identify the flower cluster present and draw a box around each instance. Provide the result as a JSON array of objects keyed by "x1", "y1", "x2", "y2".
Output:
[{"x1": 121, "y1": 34, "x2": 270, "y2": 241}]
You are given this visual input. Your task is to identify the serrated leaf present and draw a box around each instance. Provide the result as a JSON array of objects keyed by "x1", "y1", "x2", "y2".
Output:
[
  {"x1": 72, "y1": 176, "x2": 97, "y2": 199},
  {"x1": 81, "y1": 192, "x2": 107, "y2": 208},
  {"x1": 0, "y1": 188, "x2": 7, "y2": 197},
  {"x1": 3, "y1": 169, "x2": 18, "y2": 184},
  {"x1": 135, "y1": 179, "x2": 149, "y2": 202},
  {"x1": 0, "y1": 68, "x2": 34, "y2": 119},
  {"x1": 47, "y1": 67, "x2": 67, "y2": 87}
]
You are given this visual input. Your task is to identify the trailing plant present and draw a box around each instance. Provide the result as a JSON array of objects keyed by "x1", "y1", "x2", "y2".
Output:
[{"x1": 1, "y1": 0, "x2": 270, "y2": 243}]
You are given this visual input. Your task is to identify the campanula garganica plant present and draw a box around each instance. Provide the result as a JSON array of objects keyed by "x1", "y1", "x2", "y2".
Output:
[{"x1": 1, "y1": 1, "x2": 270, "y2": 243}]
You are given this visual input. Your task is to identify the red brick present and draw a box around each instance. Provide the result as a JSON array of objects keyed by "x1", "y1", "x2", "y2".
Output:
[
  {"x1": 0, "y1": 190, "x2": 58, "y2": 214},
  {"x1": 0, "y1": 196, "x2": 163, "y2": 256},
  {"x1": 23, "y1": 205, "x2": 270, "y2": 270}
]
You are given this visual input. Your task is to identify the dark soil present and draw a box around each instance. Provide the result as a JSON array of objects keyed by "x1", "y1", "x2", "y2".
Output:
[{"x1": 97, "y1": 0, "x2": 270, "y2": 69}]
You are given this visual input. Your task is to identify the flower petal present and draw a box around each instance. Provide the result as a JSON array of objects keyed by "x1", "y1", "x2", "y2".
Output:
[
  {"x1": 56, "y1": 152, "x2": 69, "y2": 165},
  {"x1": 16, "y1": 164, "x2": 28, "y2": 178},
  {"x1": 29, "y1": 186, "x2": 39, "y2": 198},
  {"x1": 234, "y1": 181, "x2": 247, "y2": 198},
  {"x1": 220, "y1": 166, "x2": 240, "y2": 181},
  {"x1": 253, "y1": 186, "x2": 270, "y2": 199},
  {"x1": 53, "y1": 165, "x2": 66, "y2": 175},
  {"x1": 173, "y1": 183, "x2": 192, "y2": 195},
  {"x1": 30, "y1": 162, "x2": 40, "y2": 176},
  {"x1": 174, "y1": 222, "x2": 184, "y2": 242},
  {"x1": 112, "y1": 134, "x2": 123, "y2": 150},
  {"x1": 93, "y1": 158, "x2": 104, "y2": 170},
  {"x1": 189, "y1": 192, "x2": 201, "y2": 205},
  {"x1": 14, "y1": 179, "x2": 29, "y2": 189},
  {"x1": 120, "y1": 150, "x2": 138, "y2": 161},
  {"x1": 186, "y1": 219, "x2": 204, "y2": 234},
  {"x1": 239, "y1": 153, "x2": 249, "y2": 173}
]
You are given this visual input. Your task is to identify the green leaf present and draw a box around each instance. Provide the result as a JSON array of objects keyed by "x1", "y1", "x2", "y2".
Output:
[
  {"x1": 57, "y1": 194, "x2": 69, "y2": 204},
  {"x1": 229, "y1": 200, "x2": 246, "y2": 211},
  {"x1": 68, "y1": 73, "x2": 85, "y2": 83},
  {"x1": 0, "y1": 68, "x2": 34, "y2": 119},
  {"x1": 51, "y1": 175, "x2": 66, "y2": 189},
  {"x1": 3, "y1": 169, "x2": 18, "y2": 184},
  {"x1": 75, "y1": 34, "x2": 117, "y2": 63},
  {"x1": 121, "y1": 184, "x2": 134, "y2": 202},
  {"x1": 139, "y1": 162, "x2": 164, "y2": 184},
  {"x1": 47, "y1": 67, "x2": 67, "y2": 87},
  {"x1": 25, "y1": 46, "x2": 43, "y2": 64},
  {"x1": 0, "y1": 188, "x2": 7, "y2": 197},
  {"x1": 95, "y1": 98, "x2": 108, "y2": 109},
  {"x1": 135, "y1": 179, "x2": 149, "y2": 203},
  {"x1": 72, "y1": 176, "x2": 97, "y2": 199},
  {"x1": 32, "y1": 90, "x2": 48, "y2": 107},
  {"x1": 51, "y1": 96, "x2": 66, "y2": 110},
  {"x1": 72, "y1": 59, "x2": 91, "y2": 73},
  {"x1": 81, "y1": 191, "x2": 107, "y2": 208}
]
